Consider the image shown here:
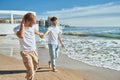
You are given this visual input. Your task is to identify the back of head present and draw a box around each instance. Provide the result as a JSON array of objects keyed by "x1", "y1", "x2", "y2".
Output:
[
  {"x1": 50, "y1": 16, "x2": 57, "y2": 22},
  {"x1": 24, "y1": 13, "x2": 36, "y2": 22}
]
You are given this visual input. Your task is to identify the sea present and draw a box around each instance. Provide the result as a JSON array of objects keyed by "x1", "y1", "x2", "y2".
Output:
[{"x1": 38, "y1": 26, "x2": 120, "y2": 71}]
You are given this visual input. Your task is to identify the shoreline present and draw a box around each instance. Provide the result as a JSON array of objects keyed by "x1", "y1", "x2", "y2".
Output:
[
  {"x1": 0, "y1": 35, "x2": 120, "y2": 80},
  {"x1": 38, "y1": 48, "x2": 120, "y2": 80},
  {"x1": 37, "y1": 34, "x2": 120, "y2": 71}
]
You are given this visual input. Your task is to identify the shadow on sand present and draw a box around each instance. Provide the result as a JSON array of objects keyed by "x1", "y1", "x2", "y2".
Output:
[{"x1": 0, "y1": 67, "x2": 52, "y2": 75}]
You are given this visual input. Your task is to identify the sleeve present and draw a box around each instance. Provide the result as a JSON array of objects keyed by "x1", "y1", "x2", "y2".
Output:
[
  {"x1": 58, "y1": 26, "x2": 62, "y2": 33},
  {"x1": 33, "y1": 25, "x2": 37, "y2": 30},
  {"x1": 48, "y1": 26, "x2": 51, "y2": 31},
  {"x1": 13, "y1": 25, "x2": 20, "y2": 33}
]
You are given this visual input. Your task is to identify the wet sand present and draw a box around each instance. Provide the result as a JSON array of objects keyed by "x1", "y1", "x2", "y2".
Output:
[{"x1": 38, "y1": 48, "x2": 120, "y2": 80}]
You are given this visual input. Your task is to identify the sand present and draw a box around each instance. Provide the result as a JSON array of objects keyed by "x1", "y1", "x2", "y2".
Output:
[
  {"x1": 0, "y1": 54, "x2": 84, "y2": 80},
  {"x1": 0, "y1": 48, "x2": 120, "y2": 80},
  {"x1": 38, "y1": 48, "x2": 120, "y2": 80}
]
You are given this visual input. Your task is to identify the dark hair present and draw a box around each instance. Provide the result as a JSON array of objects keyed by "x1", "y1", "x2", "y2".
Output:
[
  {"x1": 24, "y1": 13, "x2": 36, "y2": 22},
  {"x1": 50, "y1": 16, "x2": 57, "y2": 21}
]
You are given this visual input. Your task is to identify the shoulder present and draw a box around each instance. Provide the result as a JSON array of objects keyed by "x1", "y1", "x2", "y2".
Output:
[
  {"x1": 31, "y1": 26, "x2": 36, "y2": 30},
  {"x1": 57, "y1": 26, "x2": 60, "y2": 29},
  {"x1": 56, "y1": 26, "x2": 61, "y2": 31},
  {"x1": 48, "y1": 26, "x2": 53, "y2": 30}
]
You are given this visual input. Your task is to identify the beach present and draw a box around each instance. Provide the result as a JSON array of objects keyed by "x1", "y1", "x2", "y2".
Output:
[
  {"x1": 0, "y1": 53, "x2": 84, "y2": 80},
  {"x1": 0, "y1": 35, "x2": 120, "y2": 80},
  {"x1": 38, "y1": 48, "x2": 120, "y2": 80}
]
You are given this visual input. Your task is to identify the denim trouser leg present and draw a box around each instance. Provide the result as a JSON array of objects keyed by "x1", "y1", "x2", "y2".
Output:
[
  {"x1": 55, "y1": 45, "x2": 59, "y2": 59},
  {"x1": 48, "y1": 44, "x2": 59, "y2": 68}
]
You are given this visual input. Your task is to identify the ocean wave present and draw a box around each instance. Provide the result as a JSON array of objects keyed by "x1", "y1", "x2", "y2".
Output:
[
  {"x1": 63, "y1": 32, "x2": 120, "y2": 39},
  {"x1": 63, "y1": 32, "x2": 89, "y2": 36},
  {"x1": 36, "y1": 34, "x2": 120, "y2": 71},
  {"x1": 60, "y1": 37, "x2": 120, "y2": 71}
]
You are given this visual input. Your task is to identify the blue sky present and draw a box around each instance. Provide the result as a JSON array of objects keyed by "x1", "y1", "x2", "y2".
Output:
[{"x1": 0, "y1": 0, "x2": 120, "y2": 26}]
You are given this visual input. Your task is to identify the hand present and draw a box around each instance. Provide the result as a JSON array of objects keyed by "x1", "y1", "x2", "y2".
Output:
[
  {"x1": 61, "y1": 44, "x2": 65, "y2": 48},
  {"x1": 22, "y1": 18, "x2": 25, "y2": 24},
  {"x1": 39, "y1": 33, "x2": 44, "y2": 38},
  {"x1": 21, "y1": 17, "x2": 25, "y2": 27}
]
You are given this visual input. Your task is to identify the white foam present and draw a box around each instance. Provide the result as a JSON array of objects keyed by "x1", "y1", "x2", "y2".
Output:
[
  {"x1": 36, "y1": 35, "x2": 120, "y2": 71},
  {"x1": 60, "y1": 36, "x2": 120, "y2": 71}
]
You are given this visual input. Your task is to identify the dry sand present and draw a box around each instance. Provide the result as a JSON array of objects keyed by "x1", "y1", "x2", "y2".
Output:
[{"x1": 0, "y1": 54, "x2": 84, "y2": 80}]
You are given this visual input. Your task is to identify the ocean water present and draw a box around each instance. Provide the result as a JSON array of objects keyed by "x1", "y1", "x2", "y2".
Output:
[
  {"x1": 63, "y1": 26, "x2": 120, "y2": 39},
  {"x1": 63, "y1": 26, "x2": 120, "y2": 34},
  {"x1": 38, "y1": 26, "x2": 120, "y2": 71}
]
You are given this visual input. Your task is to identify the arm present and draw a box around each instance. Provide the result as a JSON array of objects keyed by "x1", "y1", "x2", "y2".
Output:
[
  {"x1": 35, "y1": 29, "x2": 43, "y2": 37},
  {"x1": 16, "y1": 19, "x2": 25, "y2": 39},
  {"x1": 42, "y1": 30, "x2": 50, "y2": 38},
  {"x1": 58, "y1": 33, "x2": 64, "y2": 48}
]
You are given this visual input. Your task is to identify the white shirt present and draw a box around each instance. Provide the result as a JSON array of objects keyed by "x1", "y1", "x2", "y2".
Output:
[
  {"x1": 14, "y1": 25, "x2": 36, "y2": 51},
  {"x1": 48, "y1": 26, "x2": 60, "y2": 44}
]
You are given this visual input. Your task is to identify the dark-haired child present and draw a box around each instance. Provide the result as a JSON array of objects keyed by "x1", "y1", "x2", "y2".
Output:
[{"x1": 41, "y1": 16, "x2": 64, "y2": 72}]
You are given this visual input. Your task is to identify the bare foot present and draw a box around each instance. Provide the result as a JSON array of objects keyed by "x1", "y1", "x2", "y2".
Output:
[
  {"x1": 48, "y1": 61, "x2": 51, "y2": 68},
  {"x1": 53, "y1": 68, "x2": 58, "y2": 72}
]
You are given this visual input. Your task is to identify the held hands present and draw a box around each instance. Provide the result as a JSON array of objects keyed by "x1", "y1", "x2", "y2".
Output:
[{"x1": 39, "y1": 33, "x2": 45, "y2": 38}]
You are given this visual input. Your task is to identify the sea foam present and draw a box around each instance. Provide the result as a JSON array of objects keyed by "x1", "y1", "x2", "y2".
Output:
[{"x1": 60, "y1": 35, "x2": 120, "y2": 71}]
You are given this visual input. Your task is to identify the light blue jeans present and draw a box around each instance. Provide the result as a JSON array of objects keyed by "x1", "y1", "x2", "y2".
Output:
[{"x1": 48, "y1": 44, "x2": 59, "y2": 68}]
